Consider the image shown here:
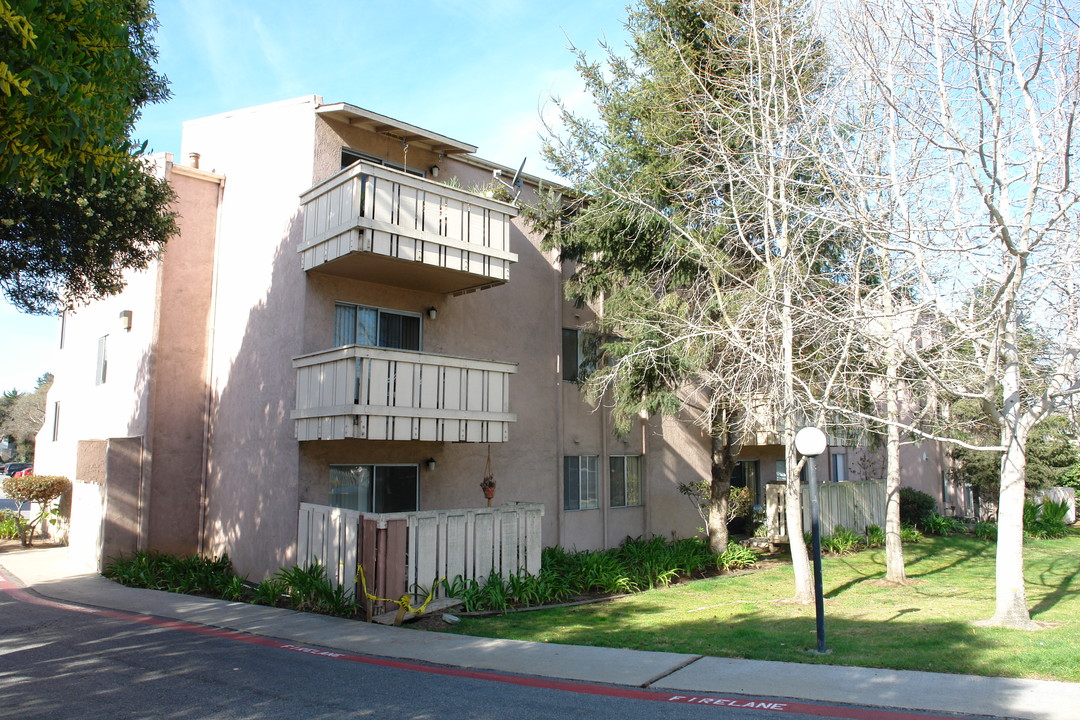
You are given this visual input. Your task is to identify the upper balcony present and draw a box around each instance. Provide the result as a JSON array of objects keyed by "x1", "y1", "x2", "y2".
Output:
[
  {"x1": 299, "y1": 162, "x2": 519, "y2": 295},
  {"x1": 293, "y1": 345, "x2": 517, "y2": 443}
]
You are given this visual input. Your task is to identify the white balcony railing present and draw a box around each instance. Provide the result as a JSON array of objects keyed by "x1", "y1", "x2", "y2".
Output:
[
  {"x1": 292, "y1": 345, "x2": 517, "y2": 442},
  {"x1": 298, "y1": 162, "x2": 518, "y2": 295}
]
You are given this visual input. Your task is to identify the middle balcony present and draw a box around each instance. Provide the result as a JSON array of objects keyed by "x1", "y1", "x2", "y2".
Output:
[
  {"x1": 293, "y1": 345, "x2": 517, "y2": 443},
  {"x1": 299, "y1": 162, "x2": 519, "y2": 295}
]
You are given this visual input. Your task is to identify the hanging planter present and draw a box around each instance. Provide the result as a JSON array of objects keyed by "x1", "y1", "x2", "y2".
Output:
[{"x1": 480, "y1": 445, "x2": 496, "y2": 506}]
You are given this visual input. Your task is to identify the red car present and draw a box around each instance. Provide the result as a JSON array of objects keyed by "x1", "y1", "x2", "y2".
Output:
[{"x1": 12, "y1": 467, "x2": 32, "y2": 477}]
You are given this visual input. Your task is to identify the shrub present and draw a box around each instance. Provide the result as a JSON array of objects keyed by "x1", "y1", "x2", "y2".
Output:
[
  {"x1": 899, "y1": 524, "x2": 924, "y2": 543},
  {"x1": 864, "y1": 524, "x2": 886, "y2": 548},
  {"x1": 899, "y1": 487, "x2": 937, "y2": 529},
  {"x1": 1025, "y1": 498, "x2": 1070, "y2": 540},
  {"x1": 819, "y1": 525, "x2": 863, "y2": 555},
  {"x1": 975, "y1": 522, "x2": 997, "y2": 541},
  {"x1": 0, "y1": 509, "x2": 25, "y2": 539},
  {"x1": 922, "y1": 513, "x2": 967, "y2": 536},
  {"x1": 104, "y1": 551, "x2": 235, "y2": 595},
  {"x1": 273, "y1": 561, "x2": 358, "y2": 617},
  {"x1": 1, "y1": 474, "x2": 69, "y2": 546}
]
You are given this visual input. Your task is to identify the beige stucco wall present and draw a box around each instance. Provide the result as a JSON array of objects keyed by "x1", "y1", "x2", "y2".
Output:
[{"x1": 181, "y1": 96, "x2": 318, "y2": 578}]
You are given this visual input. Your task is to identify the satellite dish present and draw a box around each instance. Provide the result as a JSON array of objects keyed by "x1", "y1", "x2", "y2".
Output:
[{"x1": 494, "y1": 157, "x2": 527, "y2": 200}]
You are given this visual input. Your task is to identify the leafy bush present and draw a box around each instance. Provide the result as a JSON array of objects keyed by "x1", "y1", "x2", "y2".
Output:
[
  {"x1": 899, "y1": 487, "x2": 937, "y2": 529},
  {"x1": 975, "y1": 522, "x2": 997, "y2": 541},
  {"x1": 273, "y1": 561, "x2": 358, "y2": 617},
  {"x1": 818, "y1": 525, "x2": 863, "y2": 555},
  {"x1": 900, "y1": 524, "x2": 924, "y2": 543},
  {"x1": 864, "y1": 524, "x2": 886, "y2": 548},
  {"x1": 0, "y1": 509, "x2": 25, "y2": 539},
  {"x1": 1, "y1": 474, "x2": 69, "y2": 546},
  {"x1": 457, "y1": 536, "x2": 757, "y2": 612},
  {"x1": 104, "y1": 551, "x2": 235, "y2": 595},
  {"x1": 922, "y1": 513, "x2": 967, "y2": 536},
  {"x1": 1025, "y1": 499, "x2": 1070, "y2": 540}
]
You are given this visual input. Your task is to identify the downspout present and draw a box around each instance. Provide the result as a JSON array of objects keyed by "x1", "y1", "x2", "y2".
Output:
[{"x1": 198, "y1": 175, "x2": 227, "y2": 555}]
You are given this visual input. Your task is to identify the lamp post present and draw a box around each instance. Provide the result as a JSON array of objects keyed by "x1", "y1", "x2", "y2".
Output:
[{"x1": 794, "y1": 426, "x2": 828, "y2": 654}]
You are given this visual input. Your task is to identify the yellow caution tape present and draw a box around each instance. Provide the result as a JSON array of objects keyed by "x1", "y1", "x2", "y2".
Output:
[{"x1": 356, "y1": 565, "x2": 440, "y2": 615}]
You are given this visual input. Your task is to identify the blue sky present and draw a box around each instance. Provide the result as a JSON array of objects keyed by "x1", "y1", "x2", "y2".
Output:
[{"x1": 1, "y1": 0, "x2": 632, "y2": 393}]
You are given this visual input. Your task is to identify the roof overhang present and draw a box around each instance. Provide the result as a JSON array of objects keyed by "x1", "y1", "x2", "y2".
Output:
[{"x1": 316, "y1": 102, "x2": 477, "y2": 156}]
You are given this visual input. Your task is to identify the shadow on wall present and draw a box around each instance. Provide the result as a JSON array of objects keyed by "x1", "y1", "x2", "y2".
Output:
[{"x1": 201, "y1": 208, "x2": 306, "y2": 580}]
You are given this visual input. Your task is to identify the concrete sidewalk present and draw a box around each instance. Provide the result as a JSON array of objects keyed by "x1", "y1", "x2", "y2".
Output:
[{"x1": 2, "y1": 547, "x2": 1076, "y2": 720}]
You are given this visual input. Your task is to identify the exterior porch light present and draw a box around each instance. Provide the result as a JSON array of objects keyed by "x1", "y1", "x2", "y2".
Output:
[
  {"x1": 426, "y1": 307, "x2": 438, "y2": 320},
  {"x1": 795, "y1": 426, "x2": 829, "y2": 655},
  {"x1": 426, "y1": 458, "x2": 436, "y2": 471}
]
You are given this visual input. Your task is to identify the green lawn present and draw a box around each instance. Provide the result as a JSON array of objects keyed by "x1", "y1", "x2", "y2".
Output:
[{"x1": 436, "y1": 530, "x2": 1080, "y2": 682}]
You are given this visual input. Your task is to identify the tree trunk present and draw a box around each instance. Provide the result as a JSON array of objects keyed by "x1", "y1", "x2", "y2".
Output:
[
  {"x1": 706, "y1": 407, "x2": 734, "y2": 554},
  {"x1": 783, "y1": 280, "x2": 813, "y2": 603},
  {"x1": 883, "y1": 352, "x2": 907, "y2": 584},
  {"x1": 981, "y1": 308, "x2": 1040, "y2": 629}
]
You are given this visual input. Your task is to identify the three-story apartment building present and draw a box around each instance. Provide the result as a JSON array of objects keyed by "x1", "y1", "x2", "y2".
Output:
[{"x1": 35, "y1": 96, "x2": 958, "y2": 579}]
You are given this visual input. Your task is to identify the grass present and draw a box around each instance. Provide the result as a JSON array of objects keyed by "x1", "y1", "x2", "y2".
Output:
[{"x1": 437, "y1": 529, "x2": 1080, "y2": 682}]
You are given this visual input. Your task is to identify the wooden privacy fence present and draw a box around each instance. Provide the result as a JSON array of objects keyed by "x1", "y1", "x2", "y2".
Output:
[
  {"x1": 765, "y1": 478, "x2": 886, "y2": 541},
  {"x1": 297, "y1": 502, "x2": 544, "y2": 609}
]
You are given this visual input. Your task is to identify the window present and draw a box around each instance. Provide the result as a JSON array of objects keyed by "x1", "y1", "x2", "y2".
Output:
[
  {"x1": 334, "y1": 303, "x2": 420, "y2": 350},
  {"x1": 561, "y1": 329, "x2": 598, "y2": 382},
  {"x1": 563, "y1": 455, "x2": 599, "y2": 510},
  {"x1": 95, "y1": 335, "x2": 108, "y2": 385},
  {"x1": 609, "y1": 455, "x2": 643, "y2": 507},
  {"x1": 340, "y1": 148, "x2": 425, "y2": 177},
  {"x1": 329, "y1": 464, "x2": 419, "y2": 513},
  {"x1": 732, "y1": 459, "x2": 760, "y2": 504},
  {"x1": 775, "y1": 459, "x2": 808, "y2": 484},
  {"x1": 832, "y1": 453, "x2": 847, "y2": 483}
]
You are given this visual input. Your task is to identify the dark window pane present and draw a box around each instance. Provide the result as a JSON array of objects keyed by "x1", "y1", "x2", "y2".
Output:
[
  {"x1": 374, "y1": 465, "x2": 419, "y2": 513},
  {"x1": 562, "y1": 329, "x2": 579, "y2": 382},
  {"x1": 379, "y1": 312, "x2": 420, "y2": 350}
]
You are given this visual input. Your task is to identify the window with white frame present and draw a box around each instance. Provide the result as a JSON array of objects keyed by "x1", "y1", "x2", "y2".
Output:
[
  {"x1": 328, "y1": 464, "x2": 419, "y2": 513},
  {"x1": 609, "y1": 455, "x2": 643, "y2": 507},
  {"x1": 563, "y1": 455, "x2": 599, "y2": 510},
  {"x1": 95, "y1": 335, "x2": 108, "y2": 385},
  {"x1": 334, "y1": 303, "x2": 421, "y2": 350}
]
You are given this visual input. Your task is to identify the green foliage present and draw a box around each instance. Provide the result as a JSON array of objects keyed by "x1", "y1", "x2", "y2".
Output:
[
  {"x1": 922, "y1": 513, "x2": 967, "y2": 536},
  {"x1": 103, "y1": 551, "x2": 235, "y2": 595},
  {"x1": 0, "y1": 509, "x2": 25, "y2": 539},
  {"x1": 1, "y1": 473, "x2": 68, "y2": 545},
  {"x1": 103, "y1": 551, "x2": 358, "y2": 617},
  {"x1": 974, "y1": 522, "x2": 998, "y2": 541},
  {"x1": 0, "y1": 1, "x2": 177, "y2": 314},
  {"x1": 0, "y1": 0, "x2": 169, "y2": 192},
  {"x1": 864, "y1": 524, "x2": 886, "y2": 547},
  {"x1": 252, "y1": 578, "x2": 286, "y2": 607},
  {"x1": 272, "y1": 562, "x2": 358, "y2": 617},
  {"x1": 898, "y1": 487, "x2": 936, "y2": 528},
  {"x1": 1024, "y1": 499, "x2": 1070, "y2": 540},
  {"x1": 458, "y1": 536, "x2": 757, "y2": 612},
  {"x1": 899, "y1": 524, "x2": 924, "y2": 544},
  {"x1": 0, "y1": 158, "x2": 177, "y2": 313},
  {"x1": 822, "y1": 525, "x2": 863, "y2": 555}
]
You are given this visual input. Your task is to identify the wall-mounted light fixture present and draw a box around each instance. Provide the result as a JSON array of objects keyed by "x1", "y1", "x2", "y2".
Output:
[
  {"x1": 427, "y1": 307, "x2": 438, "y2": 320},
  {"x1": 426, "y1": 458, "x2": 437, "y2": 472},
  {"x1": 119, "y1": 310, "x2": 133, "y2": 332},
  {"x1": 429, "y1": 165, "x2": 440, "y2": 178}
]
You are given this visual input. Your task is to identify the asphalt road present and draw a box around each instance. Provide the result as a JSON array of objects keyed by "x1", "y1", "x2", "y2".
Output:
[{"x1": 0, "y1": 586, "x2": 986, "y2": 720}]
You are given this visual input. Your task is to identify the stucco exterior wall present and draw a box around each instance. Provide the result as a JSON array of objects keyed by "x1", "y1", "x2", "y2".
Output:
[{"x1": 181, "y1": 96, "x2": 318, "y2": 578}]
